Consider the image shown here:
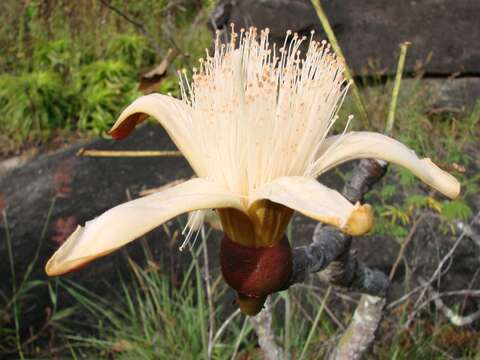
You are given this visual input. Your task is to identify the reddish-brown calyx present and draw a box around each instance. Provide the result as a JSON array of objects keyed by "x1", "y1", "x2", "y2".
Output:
[
  {"x1": 217, "y1": 200, "x2": 293, "y2": 315},
  {"x1": 220, "y1": 234, "x2": 292, "y2": 315}
]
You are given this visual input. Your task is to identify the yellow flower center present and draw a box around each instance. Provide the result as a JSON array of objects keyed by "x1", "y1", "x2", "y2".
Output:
[{"x1": 218, "y1": 200, "x2": 293, "y2": 247}]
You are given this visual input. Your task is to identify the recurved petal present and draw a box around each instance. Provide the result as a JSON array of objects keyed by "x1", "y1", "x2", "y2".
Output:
[
  {"x1": 46, "y1": 178, "x2": 243, "y2": 276},
  {"x1": 109, "y1": 94, "x2": 206, "y2": 177},
  {"x1": 249, "y1": 176, "x2": 374, "y2": 236},
  {"x1": 110, "y1": 94, "x2": 189, "y2": 140},
  {"x1": 315, "y1": 132, "x2": 460, "y2": 199}
]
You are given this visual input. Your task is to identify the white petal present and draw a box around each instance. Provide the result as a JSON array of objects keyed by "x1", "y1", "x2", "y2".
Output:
[
  {"x1": 249, "y1": 176, "x2": 374, "y2": 235},
  {"x1": 109, "y1": 94, "x2": 206, "y2": 176},
  {"x1": 46, "y1": 178, "x2": 243, "y2": 275},
  {"x1": 314, "y1": 132, "x2": 460, "y2": 199}
]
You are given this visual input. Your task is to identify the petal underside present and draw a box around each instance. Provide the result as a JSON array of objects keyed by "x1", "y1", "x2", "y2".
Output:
[
  {"x1": 109, "y1": 94, "x2": 205, "y2": 176},
  {"x1": 110, "y1": 94, "x2": 188, "y2": 140},
  {"x1": 249, "y1": 176, "x2": 373, "y2": 236},
  {"x1": 46, "y1": 178, "x2": 243, "y2": 276},
  {"x1": 315, "y1": 132, "x2": 460, "y2": 199}
]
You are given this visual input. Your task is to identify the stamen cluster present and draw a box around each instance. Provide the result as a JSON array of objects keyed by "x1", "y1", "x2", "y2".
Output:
[{"x1": 178, "y1": 27, "x2": 350, "y2": 200}]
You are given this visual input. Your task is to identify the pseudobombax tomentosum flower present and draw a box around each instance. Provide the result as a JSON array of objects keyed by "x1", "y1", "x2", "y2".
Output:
[{"x1": 46, "y1": 28, "x2": 460, "y2": 315}]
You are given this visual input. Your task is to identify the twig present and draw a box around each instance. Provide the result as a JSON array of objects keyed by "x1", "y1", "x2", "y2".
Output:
[
  {"x1": 418, "y1": 277, "x2": 480, "y2": 326},
  {"x1": 299, "y1": 286, "x2": 332, "y2": 360},
  {"x1": 386, "y1": 213, "x2": 480, "y2": 310},
  {"x1": 326, "y1": 35, "x2": 414, "y2": 358},
  {"x1": 211, "y1": 309, "x2": 241, "y2": 347},
  {"x1": 77, "y1": 149, "x2": 182, "y2": 157},
  {"x1": 411, "y1": 212, "x2": 480, "y2": 312},
  {"x1": 139, "y1": 48, "x2": 180, "y2": 93},
  {"x1": 386, "y1": 284, "x2": 424, "y2": 310},
  {"x1": 250, "y1": 298, "x2": 285, "y2": 360},
  {"x1": 401, "y1": 211, "x2": 480, "y2": 328},
  {"x1": 283, "y1": 291, "x2": 291, "y2": 356},
  {"x1": 159, "y1": 0, "x2": 189, "y2": 16},
  {"x1": 285, "y1": 158, "x2": 389, "y2": 360},
  {"x1": 461, "y1": 267, "x2": 480, "y2": 314},
  {"x1": 286, "y1": 159, "x2": 389, "y2": 297},
  {"x1": 310, "y1": 0, "x2": 370, "y2": 127},
  {"x1": 98, "y1": 0, "x2": 161, "y2": 53},
  {"x1": 301, "y1": 288, "x2": 346, "y2": 330},
  {"x1": 385, "y1": 42, "x2": 411, "y2": 135},
  {"x1": 456, "y1": 219, "x2": 480, "y2": 248},
  {"x1": 203, "y1": 227, "x2": 216, "y2": 360},
  {"x1": 230, "y1": 316, "x2": 249, "y2": 360},
  {"x1": 415, "y1": 289, "x2": 480, "y2": 311},
  {"x1": 389, "y1": 213, "x2": 426, "y2": 281}
]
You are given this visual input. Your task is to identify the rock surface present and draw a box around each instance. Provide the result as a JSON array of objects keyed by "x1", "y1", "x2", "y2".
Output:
[
  {"x1": 424, "y1": 77, "x2": 480, "y2": 111},
  {"x1": 0, "y1": 124, "x2": 195, "y2": 328},
  {"x1": 210, "y1": 0, "x2": 480, "y2": 76}
]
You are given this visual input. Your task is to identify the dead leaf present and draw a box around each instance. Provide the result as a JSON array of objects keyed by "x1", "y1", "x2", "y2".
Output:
[
  {"x1": 139, "y1": 48, "x2": 179, "y2": 93},
  {"x1": 437, "y1": 162, "x2": 466, "y2": 173}
]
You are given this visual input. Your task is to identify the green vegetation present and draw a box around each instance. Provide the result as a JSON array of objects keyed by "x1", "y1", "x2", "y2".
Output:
[
  {"x1": 1, "y1": 1, "x2": 479, "y2": 359},
  {"x1": 338, "y1": 80, "x2": 479, "y2": 241},
  {"x1": 0, "y1": 0, "x2": 213, "y2": 154},
  {"x1": 3, "y1": 211, "x2": 479, "y2": 358}
]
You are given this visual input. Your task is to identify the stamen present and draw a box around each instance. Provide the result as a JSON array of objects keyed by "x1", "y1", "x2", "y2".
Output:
[{"x1": 177, "y1": 26, "x2": 348, "y2": 196}]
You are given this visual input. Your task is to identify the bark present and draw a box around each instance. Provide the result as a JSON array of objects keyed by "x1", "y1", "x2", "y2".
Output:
[
  {"x1": 328, "y1": 295, "x2": 387, "y2": 360},
  {"x1": 287, "y1": 224, "x2": 389, "y2": 297},
  {"x1": 288, "y1": 159, "x2": 390, "y2": 360},
  {"x1": 253, "y1": 159, "x2": 390, "y2": 360},
  {"x1": 287, "y1": 159, "x2": 389, "y2": 297},
  {"x1": 249, "y1": 299, "x2": 286, "y2": 360}
]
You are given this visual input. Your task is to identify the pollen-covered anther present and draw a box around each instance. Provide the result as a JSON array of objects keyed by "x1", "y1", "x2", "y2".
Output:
[{"x1": 343, "y1": 203, "x2": 374, "y2": 236}]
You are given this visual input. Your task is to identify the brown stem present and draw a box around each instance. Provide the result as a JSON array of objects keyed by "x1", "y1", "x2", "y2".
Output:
[
  {"x1": 286, "y1": 159, "x2": 390, "y2": 296},
  {"x1": 286, "y1": 159, "x2": 390, "y2": 360}
]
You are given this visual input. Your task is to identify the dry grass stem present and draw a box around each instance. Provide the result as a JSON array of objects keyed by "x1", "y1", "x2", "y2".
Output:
[
  {"x1": 77, "y1": 149, "x2": 182, "y2": 157},
  {"x1": 385, "y1": 41, "x2": 411, "y2": 135},
  {"x1": 310, "y1": 0, "x2": 369, "y2": 126}
]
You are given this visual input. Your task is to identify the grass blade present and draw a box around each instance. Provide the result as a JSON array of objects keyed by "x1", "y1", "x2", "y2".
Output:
[
  {"x1": 299, "y1": 286, "x2": 332, "y2": 360},
  {"x1": 310, "y1": 0, "x2": 370, "y2": 127}
]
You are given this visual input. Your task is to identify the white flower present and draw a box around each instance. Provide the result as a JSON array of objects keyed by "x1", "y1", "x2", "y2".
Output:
[{"x1": 46, "y1": 28, "x2": 459, "y2": 276}]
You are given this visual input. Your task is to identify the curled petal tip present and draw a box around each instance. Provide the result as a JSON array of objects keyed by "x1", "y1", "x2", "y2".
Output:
[
  {"x1": 45, "y1": 226, "x2": 91, "y2": 276},
  {"x1": 421, "y1": 158, "x2": 461, "y2": 199},
  {"x1": 109, "y1": 113, "x2": 147, "y2": 140},
  {"x1": 45, "y1": 179, "x2": 244, "y2": 276},
  {"x1": 343, "y1": 203, "x2": 374, "y2": 236},
  {"x1": 317, "y1": 133, "x2": 462, "y2": 200},
  {"x1": 450, "y1": 182, "x2": 461, "y2": 199},
  {"x1": 45, "y1": 256, "x2": 88, "y2": 276}
]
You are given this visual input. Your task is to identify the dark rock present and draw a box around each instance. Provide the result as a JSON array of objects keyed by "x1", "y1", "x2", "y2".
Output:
[
  {"x1": 211, "y1": 0, "x2": 480, "y2": 76},
  {"x1": 423, "y1": 77, "x2": 480, "y2": 111},
  {"x1": 0, "y1": 124, "x2": 196, "y2": 329}
]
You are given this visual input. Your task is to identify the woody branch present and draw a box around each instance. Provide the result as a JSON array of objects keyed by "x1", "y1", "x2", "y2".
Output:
[{"x1": 285, "y1": 158, "x2": 390, "y2": 296}]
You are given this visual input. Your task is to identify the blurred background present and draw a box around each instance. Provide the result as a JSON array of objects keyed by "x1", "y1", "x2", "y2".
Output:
[{"x1": 1, "y1": 1, "x2": 479, "y2": 359}]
